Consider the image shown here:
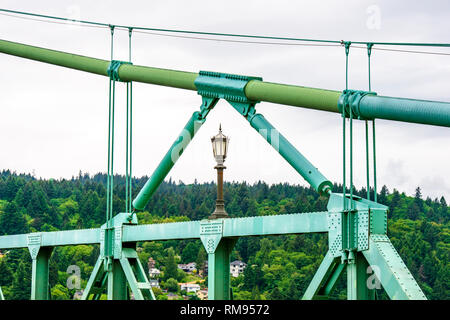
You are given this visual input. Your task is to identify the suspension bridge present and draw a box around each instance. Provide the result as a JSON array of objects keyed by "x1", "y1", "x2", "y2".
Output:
[{"x1": 0, "y1": 9, "x2": 449, "y2": 300}]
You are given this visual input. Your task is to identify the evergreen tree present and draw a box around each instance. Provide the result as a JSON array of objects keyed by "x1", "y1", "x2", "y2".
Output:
[
  {"x1": 181, "y1": 242, "x2": 199, "y2": 264},
  {"x1": 0, "y1": 258, "x2": 13, "y2": 286},
  {"x1": 414, "y1": 187, "x2": 424, "y2": 211},
  {"x1": 378, "y1": 185, "x2": 389, "y2": 205},
  {"x1": 10, "y1": 259, "x2": 32, "y2": 300},
  {"x1": 407, "y1": 202, "x2": 420, "y2": 220},
  {"x1": 0, "y1": 202, "x2": 28, "y2": 235},
  {"x1": 195, "y1": 247, "x2": 207, "y2": 274},
  {"x1": 164, "y1": 247, "x2": 178, "y2": 280},
  {"x1": 269, "y1": 286, "x2": 283, "y2": 300},
  {"x1": 251, "y1": 285, "x2": 261, "y2": 299}
]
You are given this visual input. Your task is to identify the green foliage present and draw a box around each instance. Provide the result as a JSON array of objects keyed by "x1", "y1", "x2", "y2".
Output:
[
  {"x1": 0, "y1": 171, "x2": 448, "y2": 300},
  {"x1": 181, "y1": 242, "x2": 199, "y2": 264},
  {"x1": 0, "y1": 257, "x2": 13, "y2": 286},
  {"x1": 51, "y1": 284, "x2": 70, "y2": 300},
  {"x1": 195, "y1": 246, "x2": 207, "y2": 272},
  {"x1": 10, "y1": 258, "x2": 32, "y2": 300},
  {"x1": 165, "y1": 278, "x2": 179, "y2": 292},
  {"x1": 163, "y1": 247, "x2": 178, "y2": 281}
]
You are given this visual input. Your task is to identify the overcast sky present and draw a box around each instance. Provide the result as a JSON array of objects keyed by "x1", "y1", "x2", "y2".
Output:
[{"x1": 0, "y1": 1, "x2": 449, "y2": 200}]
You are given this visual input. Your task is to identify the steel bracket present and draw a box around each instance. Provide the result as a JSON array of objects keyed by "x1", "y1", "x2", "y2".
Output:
[
  {"x1": 338, "y1": 89, "x2": 377, "y2": 120},
  {"x1": 100, "y1": 212, "x2": 138, "y2": 263},
  {"x1": 327, "y1": 193, "x2": 388, "y2": 260},
  {"x1": 200, "y1": 219, "x2": 224, "y2": 254},
  {"x1": 195, "y1": 70, "x2": 262, "y2": 118},
  {"x1": 107, "y1": 60, "x2": 133, "y2": 82},
  {"x1": 27, "y1": 233, "x2": 42, "y2": 260}
]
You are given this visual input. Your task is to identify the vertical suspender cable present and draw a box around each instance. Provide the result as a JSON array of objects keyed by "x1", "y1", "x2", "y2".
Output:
[
  {"x1": 365, "y1": 43, "x2": 372, "y2": 200},
  {"x1": 107, "y1": 24, "x2": 115, "y2": 226},
  {"x1": 110, "y1": 80, "x2": 116, "y2": 221},
  {"x1": 126, "y1": 27, "x2": 133, "y2": 214},
  {"x1": 106, "y1": 25, "x2": 113, "y2": 226},
  {"x1": 366, "y1": 43, "x2": 378, "y2": 202},
  {"x1": 343, "y1": 41, "x2": 349, "y2": 252},
  {"x1": 129, "y1": 29, "x2": 134, "y2": 213},
  {"x1": 342, "y1": 41, "x2": 352, "y2": 212},
  {"x1": 365, "y1": 120, "x2": 370, "y2": 200},
  {"x1": 372, "y1": 119, "x2": 377, "y2": 203}
]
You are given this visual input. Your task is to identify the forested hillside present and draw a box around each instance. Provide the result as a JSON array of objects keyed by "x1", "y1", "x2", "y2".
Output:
[{"x1": 0, "y1": 170, "x2": 448, "y2": 300}]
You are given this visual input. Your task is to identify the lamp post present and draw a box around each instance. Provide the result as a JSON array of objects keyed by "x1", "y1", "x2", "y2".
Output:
[{"x1": 209, "y1": 124, "x2": 230, "y2": 219}]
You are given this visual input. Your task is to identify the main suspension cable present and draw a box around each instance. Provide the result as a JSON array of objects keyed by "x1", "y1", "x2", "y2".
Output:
[{"x1": 2, "y1": 8, "x2": 450, "y2": 50}]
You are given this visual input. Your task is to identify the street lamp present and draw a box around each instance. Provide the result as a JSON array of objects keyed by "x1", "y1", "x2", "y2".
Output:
[{"x1": 209, "y1": 124, "x2": 230, "y2": 219}]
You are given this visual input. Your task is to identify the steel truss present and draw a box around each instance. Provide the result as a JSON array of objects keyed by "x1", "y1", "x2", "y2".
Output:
[{"x1": 0, "y1": 199, "x2": 426, "y2": 300}]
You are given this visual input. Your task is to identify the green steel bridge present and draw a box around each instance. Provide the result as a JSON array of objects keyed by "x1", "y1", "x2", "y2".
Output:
[{"x1": 0, "y1": 12, "x2": 449, "y2": 300}]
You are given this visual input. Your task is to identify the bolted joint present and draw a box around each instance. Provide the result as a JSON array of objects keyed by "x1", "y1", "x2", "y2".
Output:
[
  {"x1": 338, "y1": 89, "x2": 377, "y2": 120},
  {"x1": 341, "y1": 40, "x2": 352, "y2": 55},
  {"x1": 195, "y1": 71, "x2": 262, "y2": 104},
  {"x1": 367, "y1": 43, "x2": 374, "y2": 56},
  {"x1": 195, "y1": 70, "x2": 262, "y2": 118}
]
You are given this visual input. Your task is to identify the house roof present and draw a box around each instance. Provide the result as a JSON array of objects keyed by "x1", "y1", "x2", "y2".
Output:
[{"x1": 230, "y1": 260, "x2": 246, "y2": 266}]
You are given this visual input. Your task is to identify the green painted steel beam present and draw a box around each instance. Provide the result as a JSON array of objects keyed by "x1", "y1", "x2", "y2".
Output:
[
  {"x1": 0, "y1": 233, "x2": 26, "y2": 249},
  {"x1": 323, "y1": 261, "x2": 345, "y2": 296},
  {"x1": 0, "y1": 212, "x2": 329, "y2": 249},
  {"x1": 41, "y1": 228, "x2": 100, "y2": 246},
  {"x1": 363, "y1": 235, "x2": 427, "y2": 300},
  {"x1": 247, "y1": 113, "x2": 332, "y2": 195},
  {"x1": 222, "y1": 211, "x2": 329, "y2": 237},
  {"x1": 31, "y1": 247, "x2": 53, "y2": 300},
  {"x1": 207, "y1": 238, "x2": 236, "y2": 300},
  {"x1": 347, "y1": 252, "x2": 376, "y2": 300},
  {"x1": 1, "y1": 39, "x2": 450, "y2": 127},
  {"x1": 302, "y1": 251, "x2": 340, "y2": 300},
  {"x1": 0, "y1": 228, "x2": 100, "y2": 249},
  {"x1": 122, "y1": 221, "x2": 201, "y2": 242}
]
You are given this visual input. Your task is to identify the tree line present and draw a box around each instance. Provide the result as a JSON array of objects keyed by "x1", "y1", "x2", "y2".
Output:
[{"x1": 0, "y1": 170, "x2": 448, "y2": 299}]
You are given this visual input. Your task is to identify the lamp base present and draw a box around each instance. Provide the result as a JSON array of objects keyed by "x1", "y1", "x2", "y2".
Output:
[{"x1": 208, "y1": 200, "x2": 229, "y2": 219}]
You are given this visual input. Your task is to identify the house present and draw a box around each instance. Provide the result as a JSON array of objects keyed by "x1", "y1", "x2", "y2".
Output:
[
  {"x1": 196, "y1": 289, "x2": 208, "y2": 300},
  {"x1": 177, "y1": 262, "x2": 196, "y2": 273},
  {"x1": 148, "y1": 257, "x2": 156, "y2": 269},
  {"x1": 179, "y1": 283, "x2": 201, "y2": 293},
  {"x1": 167, "y1": 292, "x2": 179, "y2": 300},
  {"x1": 149, "y1": 268, "x2": 161, "y2": 278},
  {"x1": 230, "y1": 260, "x2": 247, "y2": 277},
  {"x1": 149, "y1": 279, "x2": 160, "y2": 289},
  {"x1": 73, "y1": 290, "x2": 83, "y2": 300}
]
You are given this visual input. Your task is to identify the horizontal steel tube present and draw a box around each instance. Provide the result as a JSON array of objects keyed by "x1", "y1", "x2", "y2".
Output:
[
  {"x1": 0, "y1": 39, "x2": 110, "y2": 76},
  {"x1": 359, "y1": 95, "x2": 450, "y2": 127},
  {"x1": 248, "y1": 113, "x2": 332, "y2": 195},
  {"x1": 245, "y1": 80, "x2": 341, "y2": 113},
  {"x1": 132, "y1": 111, "x2": 206, "y2": 210},
  {"x1": 1, "y1": 39, "x2": 450, "y2": 127}
]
